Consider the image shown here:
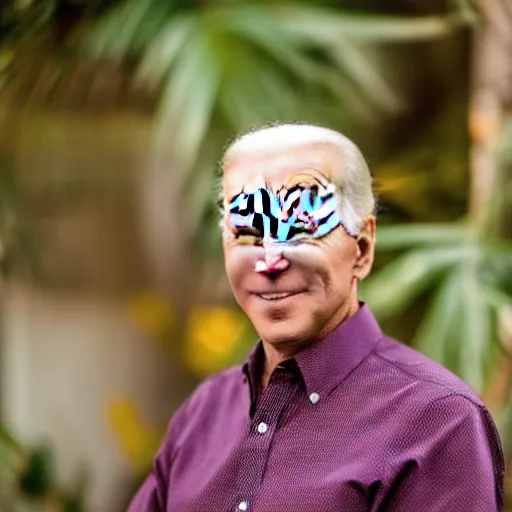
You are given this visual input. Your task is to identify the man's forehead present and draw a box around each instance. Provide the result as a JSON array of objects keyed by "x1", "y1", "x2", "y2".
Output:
[{"x1": 222, "y1": 139, "x2": 345, "y2": 198}]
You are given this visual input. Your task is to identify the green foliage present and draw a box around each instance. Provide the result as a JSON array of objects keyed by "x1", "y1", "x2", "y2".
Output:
[
  {"x1": 0, "y1": 425, "x2": 87, "y2": 512},
  {"x1": 362, "y1": 220, "x2": 512, "y2": 392},
  {"x1": 83, "y1": 0, "x2": 473, "y2": 259},
  {"x1": 85, "y1": 0, "x2": 470, "y2": 171},
  {"x1": 0, "y1": 424, "x2": 23, "y2": 480},
  {"x1": 0, "y1": 0, "x2": 57, "y2": 45},
  {"x1": 0, "y1": 0, "x2": 119, "y2": 47},
  {"x1": 19, "y1": 446, "x2": 53, "y2": 497},
  {"x1": 0, "y1": 155, "x2": 38, "y2": 278}
]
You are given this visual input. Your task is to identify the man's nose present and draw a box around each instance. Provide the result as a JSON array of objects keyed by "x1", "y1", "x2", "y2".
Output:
[{"x1": 254, "y1": 241, "x2": 290, "y2": 275}]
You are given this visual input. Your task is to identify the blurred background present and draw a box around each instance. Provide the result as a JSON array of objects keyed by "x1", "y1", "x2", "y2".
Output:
[{"x1": 0, "y1": 0, "x2": 510, "y2": 510}]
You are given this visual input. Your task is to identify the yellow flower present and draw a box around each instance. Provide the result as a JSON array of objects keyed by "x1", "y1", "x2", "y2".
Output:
[
  {"x1": 184, "y1": 307, "x2": 245, "y2": 375},
  {"x1": 107, "y1": 398, "x2": 163, "y2": 474},
  {"x1": 129, "y1": 291, "x2": 174, "y2": 336}
]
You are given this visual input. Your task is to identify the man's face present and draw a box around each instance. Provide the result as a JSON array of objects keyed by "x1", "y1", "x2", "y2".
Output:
[{"x1": 222, "y1": 141, "x2": 374, "y2": 349}]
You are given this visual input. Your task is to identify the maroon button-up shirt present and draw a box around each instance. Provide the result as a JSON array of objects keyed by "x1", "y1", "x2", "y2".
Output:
[{"x1": 129, "y1": 305, "x2": 504, "y2": 512}]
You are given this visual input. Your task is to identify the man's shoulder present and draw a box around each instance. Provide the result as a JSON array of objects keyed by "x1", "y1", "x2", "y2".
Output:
[
  {"x1": 367, "y1": 337, "x2": 503, "y2": 462},
  {"x1": 165, "y1": 365, "x2": 246, "y2": 441},
  {"x1": 181, "y1": 364, "x2": 246, "y2": 411},
  {"x1": 198, "y1": 364, "x2": 245, "y2": 390},
  {"x1": 371, "y1": 335, "x2": 484, "y2": 407}
]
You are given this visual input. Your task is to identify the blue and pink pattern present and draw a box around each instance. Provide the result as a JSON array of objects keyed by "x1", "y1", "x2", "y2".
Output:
[{"x1": 229, "y1": 184, "x2": 341, "y2": 243}]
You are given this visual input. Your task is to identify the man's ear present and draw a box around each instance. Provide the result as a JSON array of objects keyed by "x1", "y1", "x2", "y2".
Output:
[{"x1": 353, "y1": 216, "x2": 376, "y2": 281}]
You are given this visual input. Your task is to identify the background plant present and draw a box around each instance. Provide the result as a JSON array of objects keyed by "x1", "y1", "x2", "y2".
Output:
[{"x1": 1, "y1": 0, "x2": 511, "y2": 509}]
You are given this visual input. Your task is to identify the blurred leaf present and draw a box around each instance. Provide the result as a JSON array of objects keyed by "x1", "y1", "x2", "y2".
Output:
[
  {"x1": 450, "y1": 0, "x2": 478, "y2": 22},
  {"x1": 85, "y1": 0, "x2": 174, "y2": 59},
  {"x1": 329, "y1": 39, "x2": 404, "y2": 113},
  {"x1": 0, "y1": 0, "x2": 57, "y2": 44},
  {"x1": 0, "y1": 425, "x2": 21, "y2": 453},
  {"x1": 375, "y1": 222, "x2": 469, "y2": 250},
  {"x1": 413, "y1": 264, "x2": 497, "y2": 392},
  {"x1": 361, "y1": 245, "x2": 467, "y2": 319},
  {"x1": 457, "y1": 262, "x2": 492, "y2": 391},
  {"x1": 135, "y1": 13, "x2": 196, "y2": 89},
  {"x1": 0, "y1": 154, "x2": 39, "y2": 278},
  {"x1": 414, "y1": 270, "x2": 462, "y2": 370},
  {"x1": 107, "y1": 398, "x2": 164, "y2": 474},
  {"x1": 19, "y1": 445, "x2": 53, "y2": 497},
  {"x1": 485, "y1": 287, "x2": 512, "y2": 310},
  {"x1": 85, "y1": 1, "x2": 468, "y2": 179},
  {"x1": 157, "y1": 20, "x2": 221, "y2": 169},
  {"x1": 278, "y1": 5, "x2": 471, "y2": 43},
  {"x1": 0, "y1": 425, "x2": 23, "y2": 477}
]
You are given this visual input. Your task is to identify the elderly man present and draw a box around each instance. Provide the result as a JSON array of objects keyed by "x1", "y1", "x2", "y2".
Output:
[{"x1": 129, "y1": 124, "x2": 504, "y2": 512}]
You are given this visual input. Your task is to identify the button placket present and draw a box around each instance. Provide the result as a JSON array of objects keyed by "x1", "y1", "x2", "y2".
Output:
[{"x1": 235, "y1": 365, "x2": 299, "y2": 507}]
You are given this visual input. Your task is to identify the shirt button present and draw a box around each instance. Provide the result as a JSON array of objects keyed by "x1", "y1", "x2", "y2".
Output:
[
  {"x1": 238, "y1": 501, "x2": 248, "y2": 511},
  {"x1": 309, "y1": 392, "x2": 320, "y2": 404},
  {"x1": 257, "y1": 422, "x2": 268, "y2": 434}
]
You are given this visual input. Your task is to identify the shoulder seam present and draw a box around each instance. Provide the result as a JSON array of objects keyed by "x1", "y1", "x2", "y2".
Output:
[
  {"x1": 372, "y1": 348, "x2": 483, "y2": 409},
  {"x1": 203, "y1": 364, "x2": 244, "y2": 385}
]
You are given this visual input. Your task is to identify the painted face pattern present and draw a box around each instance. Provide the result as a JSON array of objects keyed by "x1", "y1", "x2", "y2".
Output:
[{"x1": 228, "y1": 182, "x2": 341, "y2": 244}]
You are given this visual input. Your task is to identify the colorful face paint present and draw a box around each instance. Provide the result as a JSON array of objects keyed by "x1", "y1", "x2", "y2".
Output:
[{"x1": 228, "y1": 182, "x2": 342, "y2": 244}]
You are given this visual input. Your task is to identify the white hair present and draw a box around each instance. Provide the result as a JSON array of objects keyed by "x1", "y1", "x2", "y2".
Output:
[{"x1": 220, "y1": 123, "x2": 375, "y2": 235}]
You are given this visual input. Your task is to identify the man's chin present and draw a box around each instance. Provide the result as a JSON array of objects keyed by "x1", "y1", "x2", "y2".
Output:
[{"x1": 253, "y1": 320, "x2": 313, "y2": 348}]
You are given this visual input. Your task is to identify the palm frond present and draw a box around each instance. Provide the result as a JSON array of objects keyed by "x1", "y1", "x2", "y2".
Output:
[
  {"x1": 135, "y1": 13, "x2": 196, "y2": 89},
  {"x1": 375, "y1": 222, "x2": 470, "y2": 250},
  {"x1": 158, "y1": 23, "x2": 222, "y2": 169},
  {"x1": 459, "y1": 263, "x2": 493, "y2": 391},
  {"x1": 329, "y1": 39, "x2": 404, "y2": 113},
  {"x1": 360, "y1": 245, "x2": 467, "y2": 319},
  {"x1": 413, "y1": 270, "x2": 462, "y2": 371},
  {"x1": 85, "y1": 1, "x2": 469, "y2": 176},
  {"x1": 367, "y1": 218, "x2": 511, "y2": 392},
  {"x1": 277, "y1": 5, "x2": 471, "y2": 43}
]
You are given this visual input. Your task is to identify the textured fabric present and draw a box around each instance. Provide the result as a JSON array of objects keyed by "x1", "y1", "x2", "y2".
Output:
[{"x1": 128, "y1": 305, "x2": 505, "y2": 512}]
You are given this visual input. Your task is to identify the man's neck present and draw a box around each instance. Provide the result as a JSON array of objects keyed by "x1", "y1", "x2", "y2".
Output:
[
  {"x1": 260, "y1": 299, "x2": 360, "y2": 389},
  {"x1": 260, "y1": 344, "x2": 291, "y2": 388}
]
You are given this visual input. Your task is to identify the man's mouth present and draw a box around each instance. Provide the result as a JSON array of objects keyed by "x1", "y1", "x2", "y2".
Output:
[{"x1": 255, "y1": 291, "x2": 302, "y2": 301}]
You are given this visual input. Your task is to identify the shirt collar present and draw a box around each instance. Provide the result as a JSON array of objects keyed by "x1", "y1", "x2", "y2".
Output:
[{"x1": 243, "y1": 304, "x2": 383, "y2": 401}]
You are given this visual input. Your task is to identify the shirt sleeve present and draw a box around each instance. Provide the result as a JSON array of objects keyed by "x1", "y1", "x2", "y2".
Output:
[
  {"x1": 126, "y1": 396, "x2": 193, "y2": 512},
  {"x1": 127, "y1": 473, "x2": 161, "y2": 512},
  {"x1": 375, "y1": 394, "x2": 504, "y2": 512}
]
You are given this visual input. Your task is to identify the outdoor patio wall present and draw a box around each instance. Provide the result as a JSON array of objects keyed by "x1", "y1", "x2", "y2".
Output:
[{"x1": 0, "y1": 110, "x2": 197, "y2": 511}]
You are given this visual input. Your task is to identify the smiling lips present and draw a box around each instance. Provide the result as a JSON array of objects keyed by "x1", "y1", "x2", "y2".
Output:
[{"x1": 255, "y1": 291, "x2": 303, "y2": 301}]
